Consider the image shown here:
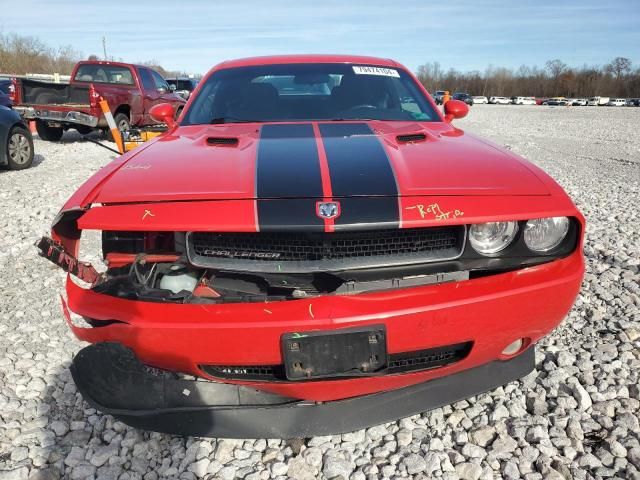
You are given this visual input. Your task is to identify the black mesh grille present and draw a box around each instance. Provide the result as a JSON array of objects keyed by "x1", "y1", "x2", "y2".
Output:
[
  {"x1": 200, "y1": 342, "x2": 472, "y2": 382},
  {"x1": 387, "y1": 342, "x2": 473, "y2": 374},
  {"x1": 189, "y1": 226, "x2": 463, "y2": 263}
]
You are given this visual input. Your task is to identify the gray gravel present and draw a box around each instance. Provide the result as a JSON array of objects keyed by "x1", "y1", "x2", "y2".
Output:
[{"x1": 1, "y1": 105, "x2": 639, "y2": 479}]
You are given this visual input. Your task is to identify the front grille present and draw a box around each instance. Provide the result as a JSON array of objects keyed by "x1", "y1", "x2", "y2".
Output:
[
  {"x1": 387, "y1": 342, "x2": 473, "y2": 374},
  {"x1": 200, "y1": 342, "x2": 472, "y2": 382},
  {"x1": 187, "y1": 226, "x2": 465, "y2": 273}
]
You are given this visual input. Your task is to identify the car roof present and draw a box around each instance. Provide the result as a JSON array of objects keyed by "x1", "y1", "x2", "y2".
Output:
[{"x1": 215, "y1": 54, "x2": 401, "y2": 69}]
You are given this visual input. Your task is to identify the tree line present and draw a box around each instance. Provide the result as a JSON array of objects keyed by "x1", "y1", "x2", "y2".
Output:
[
  {"x1": 0, "y1": 32, "x2": 79, "y2": 76},
  {"x1": 2, "y1": 31, "x2": 638, "y2": 98},
  {"x1": 417, "y1": 58, "x2": 640, "y2": 98},
  {"x1": 0, "y1": 32, "x2": 182, "y2": 78}
]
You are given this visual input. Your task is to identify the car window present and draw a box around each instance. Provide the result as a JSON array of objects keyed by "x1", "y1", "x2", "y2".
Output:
[
  {"x1": 74, "y1": 64, "x2": 134, "y2": 85},
  {"x1": 139, "y1": 68, "x2": 156, "y2": 91},
  {"x1": 183, "y1": 63, "x2": 440, "y2": 124},
  {"x1": 151, "y1": 71, "x2": 170, "y2": 91}
]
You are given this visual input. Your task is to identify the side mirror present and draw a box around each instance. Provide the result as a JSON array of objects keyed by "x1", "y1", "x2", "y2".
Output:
[
  {"x1": 149, "y1": 102, "x2": 176, "y2": 128},
  {"x1": 169, "y1": 84, "x2": 176, "y2": 92},
  {"x1": 444, "y1": 99, "x2": 469, "y2": 122}
]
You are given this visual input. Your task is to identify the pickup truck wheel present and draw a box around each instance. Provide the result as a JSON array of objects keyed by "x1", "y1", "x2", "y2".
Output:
[
  {"x1": 76, "y1": 125, "x2": 94, "y2": 135},
  {"x1": 6, "y1": 126, "x2": 34, "y2": 170},
  {"x1": 35, "y1": 120, "x2": 64, "y2": 142},
  {"x1": 115, "y1": 113, "x2": 131, "y2": 132},
  {"x1": 106, "y1": 113, "x2": 130, "y2": 142}
]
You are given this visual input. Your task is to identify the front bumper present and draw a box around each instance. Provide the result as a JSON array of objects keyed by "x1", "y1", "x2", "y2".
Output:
[
  {"x1": 62, "y1": 250, "x2": 584, "y2": 403},
  {"x1": 71, "y1": 342, "x2": 535, "y2": 438}
]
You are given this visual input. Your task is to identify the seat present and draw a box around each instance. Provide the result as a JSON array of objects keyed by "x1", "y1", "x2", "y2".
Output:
[
  {"x1": 231, "y1": 83, "x2": 280, "y2": 120},
  {"x1": 331, "y1": 75, "x2": 390, "y2": 113}
]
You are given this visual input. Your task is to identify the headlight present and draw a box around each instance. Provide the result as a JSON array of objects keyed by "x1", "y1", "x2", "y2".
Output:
[
  {"x1": 469, "y1": 221, "x2": 518, "y2": 254},
  {"x1": 524, "y1": 217, "x2": 569, "y2": 252}
]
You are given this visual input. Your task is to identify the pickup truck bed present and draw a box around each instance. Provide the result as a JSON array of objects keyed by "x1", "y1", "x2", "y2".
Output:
[{"x1": 20, "y1": 78, "x2": 89, "y2": 105}]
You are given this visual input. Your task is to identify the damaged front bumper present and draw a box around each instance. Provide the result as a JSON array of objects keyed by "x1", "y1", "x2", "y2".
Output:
[
  {"x1": 57, "y1": 250, "x2": 584, "y2": 403},
  {"x1": 36, "y1": 204, "x2": 584, "y2": 436},
  {"x1": 72, "y1": 342, "x2": 535, "y2": 438}
]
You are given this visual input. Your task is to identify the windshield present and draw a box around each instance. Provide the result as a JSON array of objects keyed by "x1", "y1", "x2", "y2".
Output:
[{"x1": 182, "y1": 63, "x2": 439, "y2": 124}]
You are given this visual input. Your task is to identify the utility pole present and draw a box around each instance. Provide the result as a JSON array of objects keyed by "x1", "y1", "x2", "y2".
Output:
[{"x1": 102, "y1": 36, "x2": 108, "y2": 60}]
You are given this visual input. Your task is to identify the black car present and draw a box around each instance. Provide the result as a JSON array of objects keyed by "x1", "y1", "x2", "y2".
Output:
[
  {"x1": 452, "y1": 92, "x2": 473, "y2": 105},
  {"x1": 1, "y1": 106, "x2": 34, "y2": 170},
  {"x1": 166, "y1": 78, "x2": 199, "y2": 100},
  {"x1": 0, "y1": 79, "x2": 12, "y2": 108}
]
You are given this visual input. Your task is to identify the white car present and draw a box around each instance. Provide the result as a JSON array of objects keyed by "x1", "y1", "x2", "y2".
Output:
[
  {"x1": 587, "y1": 96, "x2": 609, "y2": 106},
  {"x1": 489, "y1": 96, "x2": 510, "y2": 105},
  {"x1": 512, "y1": 96, "x2": 536, "y2": 105},
  {"x1": 571, "y1": 98, "x2": 587, "y2": 106},
  {"x1": 472, "y1": 96, "x2": 488, "y2": 104},
  {"x1": 607, "y1": 98, "x2": 626, "y2": 106}
]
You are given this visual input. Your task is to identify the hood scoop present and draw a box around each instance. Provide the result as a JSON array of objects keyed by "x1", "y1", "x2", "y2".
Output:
[
  {"x1": 396, "y1": 133, "x2": 427, "y2": 144},
  {"x1": 207, "y1": 136, "x2": 239, "y2": 147}
]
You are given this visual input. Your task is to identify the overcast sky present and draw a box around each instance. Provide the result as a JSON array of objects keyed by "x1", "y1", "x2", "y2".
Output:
[{"x1": 2, "y1": 0, "x2": 639, "y2": 75}]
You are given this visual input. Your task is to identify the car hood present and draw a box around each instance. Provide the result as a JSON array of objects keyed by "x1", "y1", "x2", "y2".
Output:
[{"x1": 92, "y1": 121, "x2": 550, "y2": 204}]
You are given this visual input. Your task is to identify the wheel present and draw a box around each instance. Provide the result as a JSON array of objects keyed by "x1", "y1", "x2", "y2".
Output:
[
  {"x1": 35, "y1": 120, "x2": 63, "y2": 142},
  {"x1": 6, "y1": 126, "x2": 34, "y2": 170},
  {"x1": 76, "y1": 125, "x2": 94, "y2": 135},
  {"x1": 114, "y1": 112, "x2": 131, "y2": 132},
  {"x1": 106, "y1": 112, "x2": 130, "y2": 142}
]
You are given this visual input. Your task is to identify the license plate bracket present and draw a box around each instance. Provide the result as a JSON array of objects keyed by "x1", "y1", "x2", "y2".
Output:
[{"x1": 282, "y1": 326, "x2": 387, "y2": 381}]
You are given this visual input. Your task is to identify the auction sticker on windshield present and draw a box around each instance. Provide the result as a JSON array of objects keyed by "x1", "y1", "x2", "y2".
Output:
[{"x1": 352, "y1": 66, "x2": 400, "y2": 77}]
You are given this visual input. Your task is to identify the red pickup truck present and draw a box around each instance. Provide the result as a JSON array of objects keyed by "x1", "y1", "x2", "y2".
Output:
[{"x1": 11, "y1": 61, "x2": 186, "y2": 141}]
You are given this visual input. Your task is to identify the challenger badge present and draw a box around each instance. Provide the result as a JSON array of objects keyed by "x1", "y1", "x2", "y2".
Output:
[{"x1": 316, "y1": 201, "x2": 341, "y2": 219}]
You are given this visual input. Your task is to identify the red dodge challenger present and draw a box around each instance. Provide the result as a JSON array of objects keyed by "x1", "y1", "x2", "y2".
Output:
[{"x1": 38, "y1": 55, "x2": 584, "y2": 438}]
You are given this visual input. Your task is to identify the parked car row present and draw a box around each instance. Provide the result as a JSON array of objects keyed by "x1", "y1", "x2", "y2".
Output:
[{"x1": 475, "y1": 95, "x2": 640, "y2": 106}]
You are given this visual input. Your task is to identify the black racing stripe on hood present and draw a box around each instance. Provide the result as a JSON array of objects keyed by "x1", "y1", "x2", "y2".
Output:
[
  {"x1": 256, "y1": 124, "x2": 324, "y2": 231},
  {"x1": 257, "y1": 199, "x2": 324, "y2": 232},
  {"x1": 319, "y1": 123, "x2": 399, "y2": 230}
]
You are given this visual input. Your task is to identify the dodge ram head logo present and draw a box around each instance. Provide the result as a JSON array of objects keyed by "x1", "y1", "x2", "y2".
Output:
[{"x1": 316, "y1": 201, "x2": 341, "y2": 219}]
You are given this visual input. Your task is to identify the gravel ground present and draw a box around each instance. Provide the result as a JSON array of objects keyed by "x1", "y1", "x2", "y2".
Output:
[{"x1": 1, "y1": 106, "x2": 639, "y2": 480}]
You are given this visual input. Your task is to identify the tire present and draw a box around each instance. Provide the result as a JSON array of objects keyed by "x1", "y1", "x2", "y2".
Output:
[
  {"x1": 35, "y1": 120, "x2": 63, "y2": 142},
  {"x1": 105, "y1": 112, "x2": 130, "y2": 142},
  {"x1": 5, "y1": 126, "x2": 34, "y2": 170},
  {"x1": 76, "y1": 125, "x2": 94, "y2": 136}
]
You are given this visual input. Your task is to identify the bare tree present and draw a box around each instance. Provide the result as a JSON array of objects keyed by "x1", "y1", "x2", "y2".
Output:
[
  {"x1": 606, "y1": 57, "x2": 632, "y2": 80},
  {"x1": 0, "y1": 31, "x2": 183, "y2": 78}
]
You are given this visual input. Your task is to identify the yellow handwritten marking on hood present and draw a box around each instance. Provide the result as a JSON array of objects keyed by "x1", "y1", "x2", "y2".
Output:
[{"x1": 406, "y1": 202, "x2": 464, "y2": 221}]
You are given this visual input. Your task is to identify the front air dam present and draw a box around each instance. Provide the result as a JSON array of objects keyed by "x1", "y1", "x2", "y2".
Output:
[{"x1": 70, "y1": 342, "x2": 535, "y2": 438}]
